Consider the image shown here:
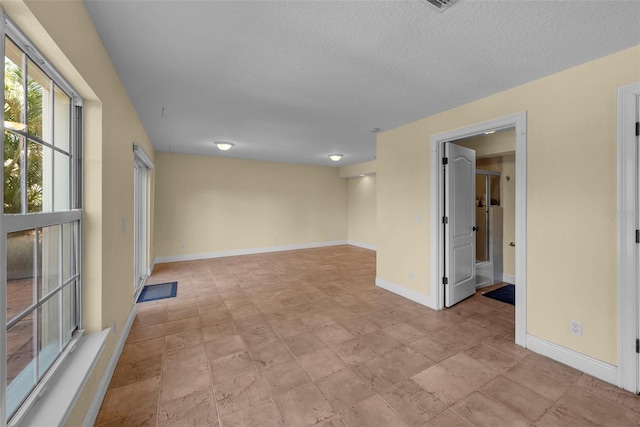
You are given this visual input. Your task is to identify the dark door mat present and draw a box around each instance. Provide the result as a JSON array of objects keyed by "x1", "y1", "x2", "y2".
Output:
[
  {"x1": 137, "y1": 282, "x2": 178, "y2": 303},
  {"x1": 482, "y1": 284, "x2": 515, "y2": 305}
]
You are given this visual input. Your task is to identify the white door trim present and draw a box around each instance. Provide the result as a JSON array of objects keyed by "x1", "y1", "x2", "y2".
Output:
[
  {"x1": 430, "y1": 111, "x2": 527, "y2": 346},
  {"x1": 617, "y1": 82, "x2": 640, "y2": 393}
]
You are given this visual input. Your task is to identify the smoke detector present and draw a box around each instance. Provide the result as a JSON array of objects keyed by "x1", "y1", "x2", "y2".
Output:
[{"x1": 424, "y1": 0, "x2": 457, "y2": 13}]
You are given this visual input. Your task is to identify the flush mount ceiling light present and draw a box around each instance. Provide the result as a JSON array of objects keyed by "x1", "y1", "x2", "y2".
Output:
[
  {"x1": 215, "y1": 141, "x2": 234, "y2": 151},
  {"x1": 424, "y1": 0, "x2": 457, "y2": 12},
  {"x1": 329, "y1": 154, "x2": 343, "y2": 162}
]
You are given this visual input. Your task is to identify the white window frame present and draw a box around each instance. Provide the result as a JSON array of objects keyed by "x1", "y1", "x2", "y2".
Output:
[{"x1": 0, "y1": 12, "x2": 84, "y2": 425}]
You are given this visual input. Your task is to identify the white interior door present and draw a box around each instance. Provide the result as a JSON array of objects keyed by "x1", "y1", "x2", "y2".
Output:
[{"x1": 444, "y1": 142, "x2": 476, "y2": 307}]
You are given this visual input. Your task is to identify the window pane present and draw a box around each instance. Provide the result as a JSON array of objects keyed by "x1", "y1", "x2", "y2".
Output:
[
  {"x1": 7, "y1": 311, "x2": 36, "y2": 419},
  {"x1": 61, "y1": 222, "x2": 76, "y2": 281},
  {"x1": 62, "y1": 283, "x2": 76, "y2": 346},
  {"x1": 38, "y1": 225, "x2": 60, "y2": 297},
  {"x1": 53, "y1": 85, "x2": 70, "y2": 153},
  {"x1": 3, "y1": 130, "x2": 24, "y2": 213},
  {"x1": 26, "y1": 59, "x2": 51, "y2": 142},
  {"x1": 7, "y1": 230, "x2": 36, "y2": 324},
  {"x1": 54, "y1": 151, "x2": 70, "y2": 211},
  {"x1": 5, "y1": 37, "x2": 26, "y2": 133},
  {"x1": 26, "y1": 140, "x2": 45, "y2": 213},
  {"x1": 39, "y1": 292, "x2": 61, "y2": 375}
]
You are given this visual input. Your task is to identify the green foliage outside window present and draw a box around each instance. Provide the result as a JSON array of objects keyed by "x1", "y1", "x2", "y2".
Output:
[{"x1": 3, "y1": 60, "x2": 43, "y2": 213}]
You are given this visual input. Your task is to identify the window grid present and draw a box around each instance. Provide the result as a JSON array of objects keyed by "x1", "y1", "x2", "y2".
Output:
[{"x1": 1, "y1": 13, "x2": 83, "y2": 425}]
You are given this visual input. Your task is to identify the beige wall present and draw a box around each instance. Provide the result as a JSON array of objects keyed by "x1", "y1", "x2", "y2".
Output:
[
  {"x1": 153, "y1": 153, "x2": 347, "y2": 259},
  {"x1": 377, "y1": 46, "x2": 640, "y2": 365},
  {"x1": 2, "y1": 0, "x2": 156, "y2": 424},
  {"x1": 347, "y1": 175, "x2": 377, "y2": 248}
]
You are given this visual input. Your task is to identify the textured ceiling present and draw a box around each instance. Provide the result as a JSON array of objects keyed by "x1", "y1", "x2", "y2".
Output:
[{"x1": 84, "y1": 0, "x2": 640, "y2": 166}]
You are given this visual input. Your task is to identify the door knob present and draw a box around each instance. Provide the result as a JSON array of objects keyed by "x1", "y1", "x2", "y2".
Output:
[
  {"x1": 509, "y1": 242, "x2": 515, "y2": 247},
  {"x1": 473, "y1": 226, "x2": 479, "y2": 232}
]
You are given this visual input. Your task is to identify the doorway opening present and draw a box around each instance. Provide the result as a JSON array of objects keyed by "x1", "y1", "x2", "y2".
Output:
[
  {"x1": 133, "y1": 144, "x2": 154, "y2": 299},
  {"x1": 429, "y1": 112, "x2": 527, "y2": 346}
]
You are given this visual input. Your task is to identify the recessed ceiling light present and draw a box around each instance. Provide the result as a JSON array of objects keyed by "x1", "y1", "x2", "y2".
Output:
[
  {"x1": 329, "y1": 154, "x2": 343, "y2": 162},
  {"x1": 215, "y1": 141, "x2": 234, "y2": 151},
  {"x1": 484, "y1": 130, "x2": 496, "y2": 135},
  {"x1": 369, "y1": 128, "x2": 382, "y2": 133},
  {"x1": 359, "y1": 174, "x2": 365, "y2": 177}
]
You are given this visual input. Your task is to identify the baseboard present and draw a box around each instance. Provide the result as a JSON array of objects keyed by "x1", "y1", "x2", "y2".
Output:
[
  {"x1": 347, "y1": 240, "x2": 377, "y2": 251},
  {"x1": 154, "y1": 240, "x2": 348, "y2": 264},
  {"x1": 375, "y1": 277, "x2": 435, "y2": 309},
  {"x1": 82, "y1": 304, "x2": 138, "y2": 427},
  {"x1": 502, "y1": 273, "x2": 515, "y2": 284},
  {"x1": 526, "y1": 334, "x2": 617, "y2": 385}
]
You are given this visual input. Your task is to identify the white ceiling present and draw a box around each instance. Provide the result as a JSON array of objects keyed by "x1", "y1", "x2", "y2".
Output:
[{"x1": 84, "y1": 0, "x2": 640, "y2": 166}]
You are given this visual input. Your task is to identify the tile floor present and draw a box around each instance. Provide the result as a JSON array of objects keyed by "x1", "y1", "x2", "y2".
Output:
[{"x1": 96, "y1": 246, "x2": 640, "y2": 426}]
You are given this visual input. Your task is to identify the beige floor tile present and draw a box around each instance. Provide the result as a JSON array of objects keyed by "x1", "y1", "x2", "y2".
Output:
[
  {"x1": 383, "y1": 346, "x2": 435, "y2": 377},
  {"x1": 536, "y1": 385, "x2": 640, "y2": 427},
  {"x1": 341, "y1": 394, "x2": 409, "y2": 427},
  {"x1": 574, "y1": 375, "x2": 640, "y2": 415},
  {"x1": 164, "y1": 328, "x2": 204, "y2": 352},
  {"x1": 163, "y1": 343, "x2": 207, "y2": 371},
  {"x1": 110, "y1": 353, "x2": 163, "y2": 389},
  {"x1": 98, "y1": 247, "x2": 627, "y2": 426},
  {"x1": 213, "y1": 371, "x2": 270, "y2": 419},
  {"x1": 96, "y1": 377, "x2": 161, "y2": 425},
  {"x1": 273, "y1": 383, "x2": 335, "y2": 426},
  {"x1": 479, "y1": 376, "x2": 553, "y2": 422},
  {"x1": 209, "y1": 351, "x2": 256, "y2": 385},
  {"x1": 504, "y1": 361, "x2": 574, "y2": 401},
  {"x1": 205, "y1": 335, "x2": 246, "y2": 360},
  {"x1": 157, "y1": 389, "x2": 217, "y2": 427},
  {"x1": 249, "y1": 339, "x2": 294, "y2": 369},
  {"x1": 352, "y1": 355, "x2": 406, "y2": 392},
  {"x1": 383, "y1": 322, "x2": 427, "y2": 344},
  {"x1": 315, "y1": 368, "x2": 376, "y2": 413},
  {"x1": 451, "y1": 391, "x2": 530, "y2": 427},
  {"x1": 422, "y1": 409, "x2": 474, "y2": 427},
  {"x1": 297, "y1": 347, "x2": 346, "y2": 381},
  {"x1": 260, "y1": 360, "x2": 311, "y2": 396},
  {"x1": 219, "y1": 400, "x2": 282, "y2": 427},
  {"x1": 283, "y1": 331, "x2": 326, "y2": 357},
  {"x1": 379, "y1": 378, "x2": 447, "y2": 426},
  {"x1": 313, "y1": 324, "x2": 356, "y2": 346},
  {"x1": 160, "y1": 363, "x2": 211, "y2": 403}
]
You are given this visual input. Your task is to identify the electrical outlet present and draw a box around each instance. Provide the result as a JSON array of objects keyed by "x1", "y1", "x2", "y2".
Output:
[
  {"x1": 409, "y1": 272, "x2": 415, "y2": 280},
  {"x1": 569, "y1": 320, "x2": 582, "y2": 336},
  {"x1": 112, "y1": 319, "x2": 117, "y2": 335}
]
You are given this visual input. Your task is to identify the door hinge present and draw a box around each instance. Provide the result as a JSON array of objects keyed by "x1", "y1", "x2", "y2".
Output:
[
  {"x1": 442, "y1": 157, "x2": 448, "y2": 165},
  {"x1": 636, "y1": 121, "x2": 639, "y2": 136},
  {"x1": 442, "y1": 277, "x2": 448, "y2": 285},
  {"x1": 636, "y1": 230, "x2": 639, "y2": 244},
  {"x1": 442, "y1": 216, "x2": 448, "y2": 224},
  {"x1": 636, "y1": 338, "x2": 639, "y2": 354}
]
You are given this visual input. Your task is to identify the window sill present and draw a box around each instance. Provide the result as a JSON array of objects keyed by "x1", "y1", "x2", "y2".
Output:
[{"x1": 10, "y1": 329, "x2": 110, "y2": 427}]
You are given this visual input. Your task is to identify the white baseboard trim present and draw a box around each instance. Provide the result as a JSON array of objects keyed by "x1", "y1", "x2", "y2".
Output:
[
  {"x1": 154, "y1": 240, "x2": 348, "y2": 264},
  {"x1": 375, "y1": 277, "x2": 435, "y2": 310},
  {"x1": 347, "y1": 240, "x2": 377, "y2": 251},
  {"x1": 82, "y1": 304, "x2": 138, "y2": 427},
  {"x1": 502, "y1": 273, "x2": 515, "y2": 284},
  {"x1": 526, "y1": 334, "x2": 617, "y2": 385}
]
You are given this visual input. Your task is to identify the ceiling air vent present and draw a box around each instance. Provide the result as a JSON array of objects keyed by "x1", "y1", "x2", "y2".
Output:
[{"x1": 424, "y1": 0, "x2": 456, "y2": 12}]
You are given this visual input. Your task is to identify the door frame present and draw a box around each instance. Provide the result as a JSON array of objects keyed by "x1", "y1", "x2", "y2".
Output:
[
  {"x1": 133, "y1": 143, "x2": 154, "y2": 298},
  {"x1": 617, "y1": 82, "x2": 640, "y2": 393},
  {"x1": 429, "y1": 111, "x2": 527, "y2": 346}
]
